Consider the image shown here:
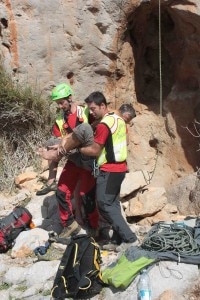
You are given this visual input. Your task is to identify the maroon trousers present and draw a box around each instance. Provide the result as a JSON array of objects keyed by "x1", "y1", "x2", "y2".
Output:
[{"x1": 56, "y1": 160, "x2": 98, "y2": 228}]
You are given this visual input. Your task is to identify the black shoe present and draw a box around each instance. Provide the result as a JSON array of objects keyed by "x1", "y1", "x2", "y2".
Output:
[{"x1": 36, "y1": 180, "x2": 57, "y2": 196}]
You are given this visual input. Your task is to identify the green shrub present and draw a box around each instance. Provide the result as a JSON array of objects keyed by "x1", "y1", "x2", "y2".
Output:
[
  {"x1": 0, "y1": 282, "x2": 11, "y2": 290},
  {"x1": 15, "y1": 284, "x2": 27, "y2": 292},
  {"x1": 0, "y1": 64, "x2": 56, "y2": 192},
  {"x1": 0, "y1": 64, "x2": 52, "y2": 134}
]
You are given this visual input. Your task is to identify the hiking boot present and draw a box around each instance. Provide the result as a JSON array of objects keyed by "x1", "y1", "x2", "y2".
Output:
[
  {"x1": 59, "y1": 221, "x2": 81, "y2": 238},
  {"x1": 55, "y1": 228, "x2": 87, "y2": 245},
  {"x1": 35, "y1": 246, "x2": 64, "y2": 261},
  {"x1": 36, "y1": 180, "x2": 57, "y2": 196},
  {"x1": 102, "y1": 242, "x2": 118, "y2": 251},
  {"x1": 115, "y1": 240, "x2": 139, "y2": 253}
]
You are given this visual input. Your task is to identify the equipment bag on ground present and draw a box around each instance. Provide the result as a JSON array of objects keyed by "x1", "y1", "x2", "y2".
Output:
[
  {"x1": 0, "y1": 206, "x2": 33, "y2": 253},
  {"x1": 51, "y1": 234, "x2": 106, "y2": 299},
  {"x1": 102, "y1": 247, "x2": 156, "y2": 289}
]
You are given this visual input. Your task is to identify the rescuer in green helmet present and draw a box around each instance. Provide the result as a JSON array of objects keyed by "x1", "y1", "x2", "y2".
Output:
[
  {"x1": 36, "y1": 83, "x2": 99, "y2": 237},
  {"x1": 51, "y1": 83, "x2": 73, "y2": 101},
  {"x1": 37, "y1": 83, "x2": 88, "y2": 196}
]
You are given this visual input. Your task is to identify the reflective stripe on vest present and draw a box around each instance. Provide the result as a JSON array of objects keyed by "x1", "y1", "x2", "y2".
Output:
[
  {"x1": 55, "y1": 115, "x2": 66, "y2": 137},
  {"x1": 55, "y1": 105, "x2": 89, "y2": 137},
  {"x1": 97, "y1": 113, "x2": 127, "y2": 167},
  {"x1": 77, "y1": 106, "x2": 89, "y2": 123}
]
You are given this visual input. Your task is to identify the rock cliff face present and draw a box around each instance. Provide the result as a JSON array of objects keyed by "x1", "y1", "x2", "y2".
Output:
[{"x1": 1, "y1": 0, "x2": 200, "y2": 190}]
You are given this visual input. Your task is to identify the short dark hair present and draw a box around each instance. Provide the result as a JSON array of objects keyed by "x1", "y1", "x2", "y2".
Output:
[
  {"x1": 119, "y1": 103, "x2": 136, "y2": 119},
  {"x1": 84, "y1": 91, "x2": 107, "y2": 106}
]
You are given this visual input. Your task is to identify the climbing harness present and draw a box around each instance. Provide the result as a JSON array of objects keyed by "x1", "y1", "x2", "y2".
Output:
[{"x1": 92, "y1": 159, "x2": 100, "y2": 178}]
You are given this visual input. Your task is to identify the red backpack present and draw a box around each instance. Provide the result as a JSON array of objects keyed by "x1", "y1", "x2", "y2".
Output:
[{"x1": 0, "y1": 206, "x2": 33, "y2": 252}]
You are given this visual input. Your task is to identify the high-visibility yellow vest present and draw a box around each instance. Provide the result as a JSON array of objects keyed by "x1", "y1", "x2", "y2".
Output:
[
  {"x1": 55, "y1": 105, "x2": 89, "y2": 137},
  {"x1": 97, "y1": 113, "x2": 127, "y2": 167}
]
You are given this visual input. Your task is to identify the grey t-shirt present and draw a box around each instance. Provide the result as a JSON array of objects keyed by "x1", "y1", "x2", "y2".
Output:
[
  {"x1": 70, "y1": 123, "x2": 95, "y2": 170},
  {"x1": 72, "y1": 123, "x2": 94, "y2": 147}
]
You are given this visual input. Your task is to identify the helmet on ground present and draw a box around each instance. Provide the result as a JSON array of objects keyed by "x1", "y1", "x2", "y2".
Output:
[{"x1": 51, "y1": 83, "x2": 73, "y2": 101}]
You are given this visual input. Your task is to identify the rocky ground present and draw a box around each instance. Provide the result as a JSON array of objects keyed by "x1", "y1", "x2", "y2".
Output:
[
  {"x1": 0, "y1": 166, "x2": 199, "y2": 300},
  {"x1": 0, "y1": 0, "x2": 200, "y2": 298}
]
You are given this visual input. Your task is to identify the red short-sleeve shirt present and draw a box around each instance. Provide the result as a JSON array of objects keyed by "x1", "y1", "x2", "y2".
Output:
[{"x1": 52, "y1": 110, "x2": 80, "y2": 137}]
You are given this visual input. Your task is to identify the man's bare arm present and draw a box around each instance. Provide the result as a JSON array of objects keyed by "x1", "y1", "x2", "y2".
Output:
[{"x1": 79, "y1": 142, "x2": 103, "y2": 157}]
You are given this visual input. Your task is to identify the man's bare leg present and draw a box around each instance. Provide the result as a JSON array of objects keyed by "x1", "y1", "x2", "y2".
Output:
[
  {"x1": 36, "y1": 158, "x2": 59, "y2": 196},
  {"x1": 48, "y1": 160, "x2": 59, "y2": 185},
  {"x1": 36, "y1": 136, "x2": 62, "y2": 195}
]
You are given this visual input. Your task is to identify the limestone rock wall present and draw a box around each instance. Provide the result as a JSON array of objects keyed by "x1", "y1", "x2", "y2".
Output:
[
  {"x1": 1, "y1": 0, "x2": 200, "y2": 189},
  {"x1": 0, "y1": 0, "x2": 130, "y2": 101}
]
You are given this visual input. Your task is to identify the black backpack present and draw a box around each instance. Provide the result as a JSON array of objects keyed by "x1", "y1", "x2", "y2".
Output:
[
  {"x1": 51, "y1": 234, "x2": 106, "y2": 299},
  {"x1": 0, "y1": 206, "x2": 33, "y2": 253}
]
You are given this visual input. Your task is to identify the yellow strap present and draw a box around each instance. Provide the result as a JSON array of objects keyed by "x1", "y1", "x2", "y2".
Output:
[{"x1": 79, "y1": 277, "x2": 92, "y2": 290}]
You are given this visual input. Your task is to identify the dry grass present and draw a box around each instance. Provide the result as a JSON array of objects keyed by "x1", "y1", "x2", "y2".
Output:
[
  {"x1": 0, "y1": 64, "x2": 52, "y2": 135},
  {"x1": 0, "y1": 64, "x2": 55, "y2": 192},
  {"x1": 0, "y1": 129, "x2": 50, "y2": 193}
]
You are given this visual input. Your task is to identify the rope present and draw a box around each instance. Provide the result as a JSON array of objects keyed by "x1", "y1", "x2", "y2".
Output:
[
  {"x1": 141, "y1": 223, "x2": 200, "y2": 256},
  {"x1": 113, "y1": 0, "x2": 125, "y2": 109},
  {"x1": 130, "y1": 3, "x2": 162, "y2": 186},
  {"x1": 158, "y1": 0, "x2": 163, "y2": 116},
  {"x1": 159, "y1": 262, "x2": 183, "y2": 280},
  {"x1": 138, "y1": 2, "x2": 163, "y2": 186},
  {"x1": 137, "y1": 149, "x2": 159, "y2": 186}
]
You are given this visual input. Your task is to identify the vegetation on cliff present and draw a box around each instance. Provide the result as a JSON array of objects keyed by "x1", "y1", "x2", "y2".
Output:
[{"x1": 0, "y1": 64, "x2": 54, "y2": 192}]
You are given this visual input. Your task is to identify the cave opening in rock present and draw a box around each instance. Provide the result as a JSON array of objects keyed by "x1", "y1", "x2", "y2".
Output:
[
  {"x1": 126, "y1": 1, "x2": 177, "y2": 111},
  {"x1": 123, "y1": 1, "x2": 200, "y2": 170}
]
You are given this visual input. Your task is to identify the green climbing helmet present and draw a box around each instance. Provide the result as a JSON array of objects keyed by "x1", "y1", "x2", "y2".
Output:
[{"x1": 51, "y1": 83, "x2": 73, "y2": 101}]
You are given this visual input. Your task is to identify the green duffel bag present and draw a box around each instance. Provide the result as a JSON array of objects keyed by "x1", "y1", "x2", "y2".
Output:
[{"x1": 102, "y1": 251, "x2": 155, "y2": 289}]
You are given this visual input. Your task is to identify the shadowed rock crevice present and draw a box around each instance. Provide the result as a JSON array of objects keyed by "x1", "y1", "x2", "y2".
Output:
[
  {"x1": 126, "y1": 2, "x2": 182, "y2": 109},
  {"x1": 118, "y1": 0, "x2": 200, "y2": 171}
]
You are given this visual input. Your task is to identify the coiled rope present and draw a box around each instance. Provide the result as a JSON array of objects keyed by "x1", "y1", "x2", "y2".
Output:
[{"x1": 141, "y1": 223, "x2": 200, "y2": 256}]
